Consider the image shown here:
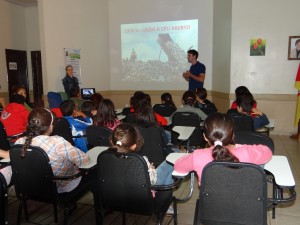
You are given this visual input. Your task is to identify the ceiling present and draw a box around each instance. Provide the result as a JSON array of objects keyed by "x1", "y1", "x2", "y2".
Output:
[{"x1": 4, "y1": 0, "x2": 37, "y2": 6}]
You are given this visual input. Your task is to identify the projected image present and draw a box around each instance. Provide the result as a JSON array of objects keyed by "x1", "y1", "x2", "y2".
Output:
[{"x1": 121, "y1": 19, "x2": 198, "y2": 83}]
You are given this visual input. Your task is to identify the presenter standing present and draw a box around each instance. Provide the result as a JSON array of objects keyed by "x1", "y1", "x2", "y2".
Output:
[
  {"x1": 182, "y1": 49, "x2": 206, "y2": 92},
  {"x1": 62, "y1": 65, "x2": 79, "y2": 98}
]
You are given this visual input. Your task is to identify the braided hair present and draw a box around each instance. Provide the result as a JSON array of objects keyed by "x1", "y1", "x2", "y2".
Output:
[
  {"x1": 21, "y1": 108, "x2": 54, "y2": 158},
  {"x1": 203, "y1": 113, "x2": 239, "y2": 162},
  {"x1": 109, "y1": 123, "x2": 144, "y2": 154}
]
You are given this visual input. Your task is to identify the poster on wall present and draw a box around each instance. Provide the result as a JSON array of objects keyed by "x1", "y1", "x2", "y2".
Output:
[
  {"x1": 288, "y1": 36, "x2": 300, "y2": 60},
  {"x1": 250, "y1": 38, "x2": 266, "y2": 56},
  {"x1": 64, "y1": 48, "x2": 81, "y2": 82}
]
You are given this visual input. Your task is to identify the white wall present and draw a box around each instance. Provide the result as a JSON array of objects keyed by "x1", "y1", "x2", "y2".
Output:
[
  {"x1": 0, "y1": 1, "x2": 27, "y2": 92},
  {"x1": 231, "y1": 0, "x2": 300, "y2": 94},
  {"x1": 38, "y1": 0, "x2": 110, "y2": 94},
  {"x1": 212, "y1": 0, "x2": 232, "y2": 93},
  {"x1": 108, "y1": 0, "x2": 213, "y2": 90}
]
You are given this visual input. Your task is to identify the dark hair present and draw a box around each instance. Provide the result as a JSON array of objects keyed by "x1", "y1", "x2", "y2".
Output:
[
  {"x1": 81, "y1": 101, "x2": 94, "y2": 118},
  {"x1": 60, "y1": 100, "x2": 76, "y2": 116},
  {"x1": 69, "y1": 86, "x2": 80, "y2": 98},
  {"x1": 187, "y1": 49, "x2": 198, "y2": 59},
  {"x1": 90, "y1": 93, "x2": 103, "y2": 110},
  {"x1": 135, "y1": 105, "x2": 158, "y2": 126},
  {"x1": 109, "y1": 123, "x2": 144, "y2": 154},
  {"x1": 234, "y1": 86, "x2": 256, "y2": 105},
  {"x1": 295, "y1": 39, "x2": 300, "y2": 46},
  {"x1": 94, "y1": 99, "x2": 117, "y2": 127},
  {"x1": 65, "y1": 65, "x2": 73, "y2": 71},
  {"x1": 195, "y1": 88, "x2": 207, "y2": 100},
  {"x1": 182, "y1": 91, "x2": 196, "y2": 106},
  {"x1": 10, "y1": 93, "x2": 25, "y2": 104},
  {"x1": 236, "y1": 95, "x2": 254, "y2": 113},
  {"x1": 13, "y1": 87, "x2": 26, "y2": 94},
  {"x1": 132, "y1": 92, "x2": 151, "y2": 113},
  {"x1": 21, "y1": 108, "x2": 55, "y2": 157},
  {"x1": 161, "y1": 93, "x2": 176, "y2": 108},
  {"x1": 204, "y1": 113, "x2": 238, "y2": 162}
]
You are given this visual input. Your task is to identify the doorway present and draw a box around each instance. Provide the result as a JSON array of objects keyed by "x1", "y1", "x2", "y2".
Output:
[
  {"x1": 5, "y1": 49, "x2": 29, "y2": 102},
  {"x1": 31, "y1": 51, "x2": 44, "y2": 107}
]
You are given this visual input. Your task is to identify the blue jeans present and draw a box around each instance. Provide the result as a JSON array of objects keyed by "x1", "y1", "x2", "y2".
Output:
[{"x1": 156, "y1": 161, "x2": 174, "y2": 185}]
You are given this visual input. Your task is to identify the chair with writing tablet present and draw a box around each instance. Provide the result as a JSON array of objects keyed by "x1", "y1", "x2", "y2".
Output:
[
  {"x1": 0, "y1": 173, "x2": 8, "y2": 225},
  {"x1": 153, "y1": 104, "x2": 176, "y2": 117},
  {"x1": 93, "y1": 150, "x2": 181, "y2": 225}
]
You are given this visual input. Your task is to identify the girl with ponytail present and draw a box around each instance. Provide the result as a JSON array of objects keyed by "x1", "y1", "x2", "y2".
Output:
[
  {"x1": 174, "y1": 113, "x2": 272, "y2": 185},
  {"x1": 15, "y1": 107, "x2": 90, "y2": 193},
  {"x1": 109, "y1": 123, "x2": 174, "y2": 186}
]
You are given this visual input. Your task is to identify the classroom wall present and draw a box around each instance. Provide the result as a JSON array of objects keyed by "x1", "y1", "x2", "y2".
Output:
[{"x1": 38, "y1": 0, "x2": 110, "y2": 94}]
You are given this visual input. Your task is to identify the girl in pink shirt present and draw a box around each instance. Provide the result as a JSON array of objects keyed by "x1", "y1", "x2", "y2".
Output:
[
  {"x1": 174, "y1": 113, "x2": 272, "y2": 185},
  {"x1": 93, "y1": 99, "x2": 120, "y2": 130}
]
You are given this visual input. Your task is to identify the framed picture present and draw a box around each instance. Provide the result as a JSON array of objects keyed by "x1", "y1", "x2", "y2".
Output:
[{"x1": 288, "y1": 36, "x2": 300, "y2": 60}]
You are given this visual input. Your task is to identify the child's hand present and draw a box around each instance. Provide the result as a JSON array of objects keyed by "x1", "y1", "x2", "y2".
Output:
[{"x1": 252, "y1": 108, "x2": 263, "y2": 116}]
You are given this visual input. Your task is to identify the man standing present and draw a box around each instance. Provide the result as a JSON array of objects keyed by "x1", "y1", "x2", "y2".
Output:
[
  {"x1": 62, "y1": 65, "x2": 79, "y2": 97},
  {"x1": 182, "y1": 49, "x2": 206, "y2": 92}
]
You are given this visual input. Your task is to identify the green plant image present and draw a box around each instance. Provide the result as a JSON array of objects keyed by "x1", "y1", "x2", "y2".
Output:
[{"x1": 250, "y1": 38, "x2": 266, "y2": 56}]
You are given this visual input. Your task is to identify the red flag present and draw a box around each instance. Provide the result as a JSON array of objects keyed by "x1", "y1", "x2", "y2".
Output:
[{"x1": 294, "y1": 63, "x2": 300, "y2": 125}]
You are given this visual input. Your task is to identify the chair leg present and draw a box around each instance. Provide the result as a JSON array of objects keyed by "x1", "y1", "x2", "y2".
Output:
[
  {"x1": 64, "y1": 208, "x2": 69, "y2": 225},
  {"x1": 23, "y1": 200, "x2": 29, "y2": 220},
  {"x1": 122, "y1": 212, "x2": 126, "y2": 225},
  {"x1": 53, "y1": 203, "x2": 58, "y2": 223},
  {"x1": 17, "y1": 201, "x2": 23, "y2": 225},
  {"x1": 173, "y1": 199, "x2": 178, "y2": 225}
]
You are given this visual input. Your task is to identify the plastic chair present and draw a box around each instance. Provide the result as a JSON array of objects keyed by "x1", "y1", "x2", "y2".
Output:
[
  {"x1": 227, "y1": 110, "x2": 255, "y2": 132},
  {"x1": 10, "y1": 145, "x2": 92, "y2": 225},
  {"x1": 93, "y1": 150, "x2": 181, "y2": 225},
  {"x1": 86, "y1": 125, "x2": 112, "y2": 148},
  {"x1": 171, "y1": 112, "x2": 205, "y2": 148},
  {"x1": 0, "y1": 173, "x2": 8, "y2": 225},
  {"x1": 47, "y1": 92, "x2": 63, "y2": 109},
  {"x1": 194, "y1": 162, "x2": 269, "y2": 225},
  {"x1": 234, "y1": 131, "x2": 275, "y2": 153},
  {"x1": 153, "y1": 104, "x2": 176, "y2": 117},
  {"x1": 137, "y1": 125, "x2": 166, "y2": 167}
]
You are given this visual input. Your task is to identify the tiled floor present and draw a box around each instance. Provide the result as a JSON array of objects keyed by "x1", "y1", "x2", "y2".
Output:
[{"x1": 7, "y1": 135, "x2": 300, "y2": 225}]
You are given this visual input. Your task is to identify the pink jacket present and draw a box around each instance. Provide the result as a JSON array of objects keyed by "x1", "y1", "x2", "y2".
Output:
[{"x1": 174, "y1": 144, "x2": 272, "y2": 185}]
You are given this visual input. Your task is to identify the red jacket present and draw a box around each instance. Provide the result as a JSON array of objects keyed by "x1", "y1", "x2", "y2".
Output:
[{"x1": 0, "y1": 103, "x2": 29, "y2": 136}]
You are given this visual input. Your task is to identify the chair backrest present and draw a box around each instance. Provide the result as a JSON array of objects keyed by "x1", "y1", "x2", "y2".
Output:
[
  {"x1": 0, "y1": 121, "x2": 10, "y2": 150},
  {"x1": 96, "y1": 150, "x2": 171, "y2": 215},
  {"x1": 86, "y1": 125, "x2": 112, "y2": 148},
  {"x1": 228, "y1": 112, "x2": 255, "y2": 132},
  {"x1": 137, "y1": 125, "x2": 165, "y2": 166},
  {"x1": 47, "y1": 91, "x2": 63, "y2": 109},
  {"x1": 51, "y1": 117, "x2": 75, "y2": 146},
  {"x1": 234, "y1": 131, "x2": 275, "y2": 154},
  {"x1": 10, "y1": 145, "x2": 58, "y2": 203},
  {"x1": 171, "y1": 112, "x2": 204, "y2": 147},
  {"x1": 153, "y1": 104, "x2": 176, "y2": 117},
  {"x1": 195, "y1": 162, "x2": 267, "y2": 225},
  {"x1": 0, "y1": 172, "x2": 8, "y2": 225}
]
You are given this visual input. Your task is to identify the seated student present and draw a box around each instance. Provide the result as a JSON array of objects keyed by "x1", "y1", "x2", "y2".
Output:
[
  {"x1": 93, "y1": 99, "x2": 120, "y2": 130},
  {"x1": 130, "y1": 92, "x2": 168, "y2": 126},
  {"x1": 236, "y1": 95, "x2": 269, "y2": 130},
  {"x1": 60, "y1": 100, "x2": 92, "y2": 152},
  {"x1": 194, "y1": 88, "x2": 217, "y2": 116},
  {"x1": 170, "y1": 90, "x2": 207, "y2": 123},
  {"x1": 14, "y1": 108, "x2": 91, "y2": 193},
  {"x1": 109, "y1": 123, "x2": 174, "y2": 185},
  {"x1": 174, "y1": 113, "x2": 272, "y2": 185},
  {"x1": 80, "y1": 100, "x2": 97, "y2": 120},
  {"x1": 161, "y1": 93, "x2": 177, "y2": 109},
  {"x1": 69, "y1": 87, "x2": 84, "y2": 110},
  {"x1": 0, "y1": 93, "x2": 29, "y2": 137},
  {"x1": 13, "y1": 86, "x2": 32, "y2": 111},
  {"x1": 231, "y1": 86, "x2": 257, "y2": 117}
]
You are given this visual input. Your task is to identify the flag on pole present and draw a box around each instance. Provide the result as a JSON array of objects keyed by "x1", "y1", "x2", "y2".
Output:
[{"x1": 294, "y1": 63, "x2": 300, "y2": 125}]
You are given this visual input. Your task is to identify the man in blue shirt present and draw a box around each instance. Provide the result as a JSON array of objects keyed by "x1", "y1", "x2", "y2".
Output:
[{"x1": 182, "y1": 49, "x2": 206, "y2": 91}]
